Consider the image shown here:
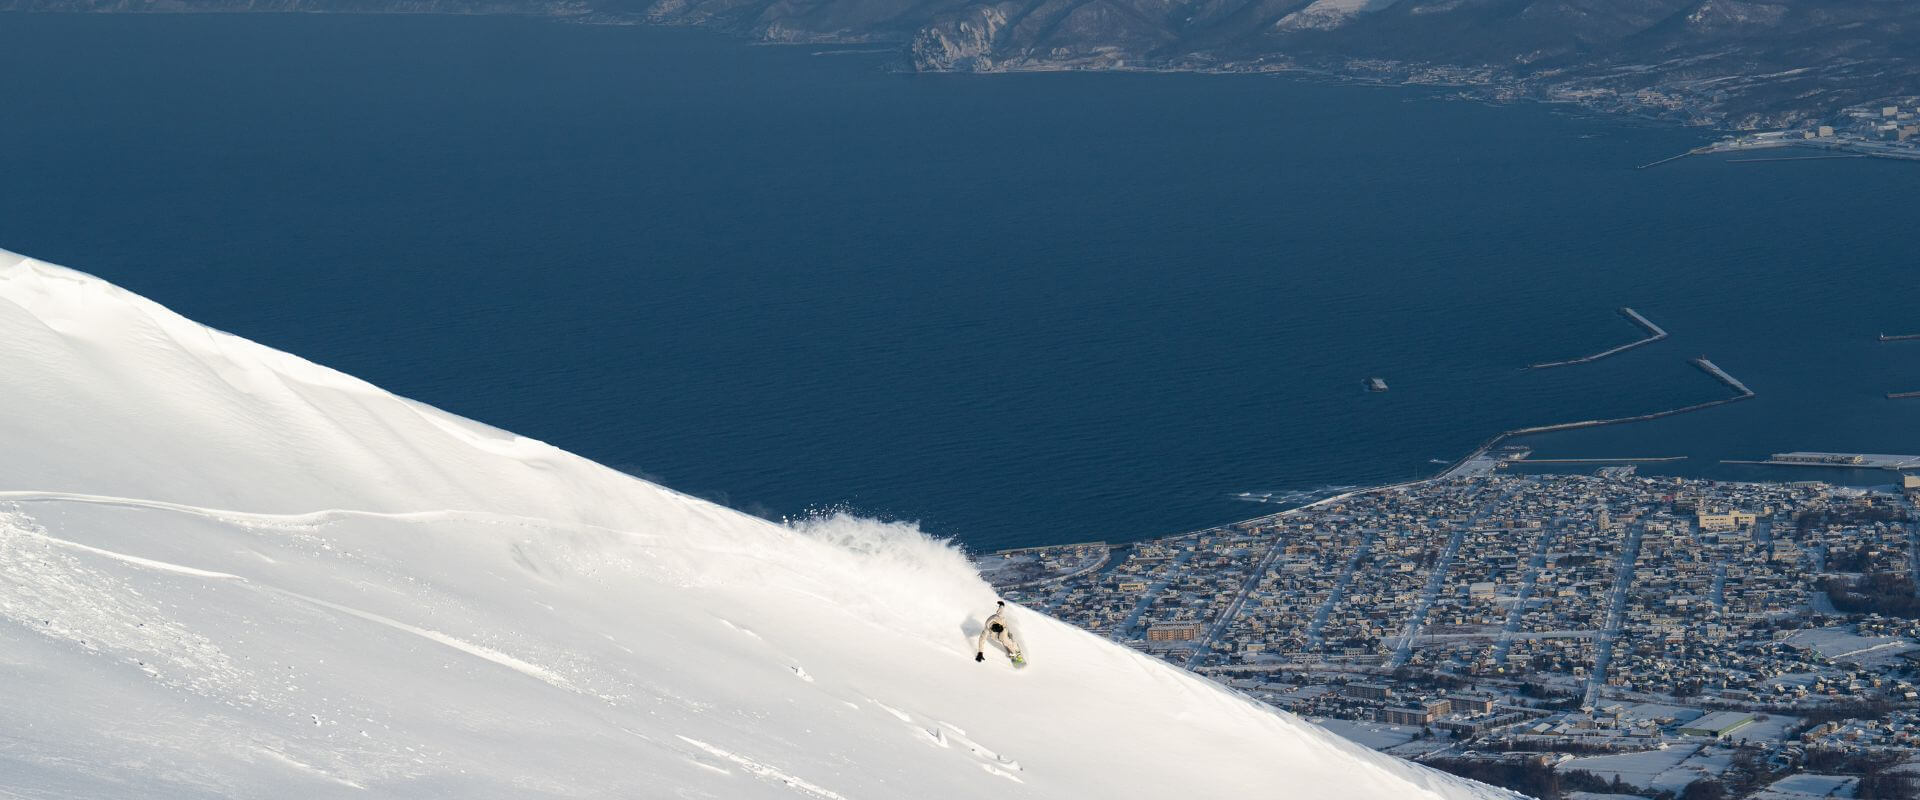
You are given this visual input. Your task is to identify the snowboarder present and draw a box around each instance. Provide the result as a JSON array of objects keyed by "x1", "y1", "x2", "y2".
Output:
[{"x1": 974, "y1": 601, "x2": 1024, "y2": 664}]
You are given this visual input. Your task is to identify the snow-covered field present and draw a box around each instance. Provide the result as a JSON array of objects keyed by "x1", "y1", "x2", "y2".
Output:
[
  {"x1": 1786, "y1": 626, "x2": 1920, "y2": 666},
  {"x1": 1754, "y1": 773, "x2": 1859, "y2": 800},
  {"x1": 0, "y1": 248, "x2": 1522, "y2": 799},
  {"x1": 1304, "y1": 717, "x2": 1423, "y2": 750},
  {"x1": 1563, "y1": 745, "x2": 1731, "y2": 795}
]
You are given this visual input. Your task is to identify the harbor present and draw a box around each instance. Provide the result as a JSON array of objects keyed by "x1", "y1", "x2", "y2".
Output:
[
  {"x1": 1641, "y1": 102, "x2": 1920, "y2": 168},
  {"x1": 1443, "y1": 356, "x2": 1754, "y2": 479}
]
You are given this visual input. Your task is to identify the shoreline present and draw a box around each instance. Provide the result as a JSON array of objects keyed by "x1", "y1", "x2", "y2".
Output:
[
  {"x1": 1663, "y1": 137, "x2": 1920, "y2": 167},
  {"x1": 999, "y1": 358, "x2": 1770, "y2": 557},
  {"x1": 0, "y1": 8, "x2": 1825, "y2": 133}
]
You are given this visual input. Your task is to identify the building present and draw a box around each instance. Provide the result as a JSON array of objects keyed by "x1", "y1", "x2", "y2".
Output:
[
  {"x1": 1447, "y1": 694, "x2": 1495, "y2": 715},
  {"x1": 1343, "y1": 682, "x2": 1392, "y2": 701},
  {"x1": 1678, "y1": 711, "x2": 1756, "y2": 739},
  {"x1": 1146, "y1": 623, "x2": 1203, "y2": 642},
  {"x1": 1378, "y1": 700, "x2": 1451, "y2": 726},
  {"x1": 1697, "y1": 510, "x2": 1758, "y2": 532},
  {"x1": 1379, "y1": 707, "x2": 1434, "y2": 726}
]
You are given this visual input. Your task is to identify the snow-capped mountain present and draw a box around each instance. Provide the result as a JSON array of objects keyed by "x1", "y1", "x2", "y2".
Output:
[{"x1": 0, "y1": 248, "x2": 1521, "y2": 799}]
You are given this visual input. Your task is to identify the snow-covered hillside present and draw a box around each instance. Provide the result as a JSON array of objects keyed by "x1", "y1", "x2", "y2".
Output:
[
  {"x1": 1274, "y1": 0, "x2": 1403, "y2": 31},
  {"x1": 0, "y1": 248, "x2": 1522, "y2": 799}
]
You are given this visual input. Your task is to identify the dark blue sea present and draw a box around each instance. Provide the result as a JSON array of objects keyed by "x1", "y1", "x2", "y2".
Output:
[{"x1": 2, "y1": 14, "x2": 1916, "y2": 550}]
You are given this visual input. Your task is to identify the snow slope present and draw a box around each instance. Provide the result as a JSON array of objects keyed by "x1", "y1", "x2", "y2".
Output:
[
  {"x1": 1274, "y1": 0, "x2": 1403, "y2": 31},
  {"x1": 0, "y1": 248, "x2": 1523, "y2": 799}
]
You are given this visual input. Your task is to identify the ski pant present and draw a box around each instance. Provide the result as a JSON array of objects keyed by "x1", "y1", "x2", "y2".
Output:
[{"x1": 987, "y1": 627, "x2": 1022, "y2": 658}]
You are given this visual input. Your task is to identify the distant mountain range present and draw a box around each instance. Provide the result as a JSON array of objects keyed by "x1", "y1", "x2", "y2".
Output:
[{"x1": 13, "y1": 0, "x2": 1918, "y2": 127}]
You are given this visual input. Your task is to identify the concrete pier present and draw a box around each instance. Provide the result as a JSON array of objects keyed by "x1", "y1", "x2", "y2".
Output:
[
  {"x1": 1723, "y1": 452, "x2": 1920, "y2": 471},
  {"x1": 1728, "y1": 154, "x2": 1869, "y2": 163},
  {"x1": 1529, "y1": 307, "x2": 1669, "y2": 369}
]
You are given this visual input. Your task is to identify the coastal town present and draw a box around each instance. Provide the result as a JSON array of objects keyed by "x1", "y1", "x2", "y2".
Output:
[
  {"x1": 1691, "y1": 101, "x2": 1920, "y2": 165},
  {"x1": 978, "y1": 468, "x2": 1920, "y2": 799}
]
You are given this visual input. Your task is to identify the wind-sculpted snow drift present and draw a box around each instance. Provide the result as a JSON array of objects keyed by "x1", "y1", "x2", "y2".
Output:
[{"x1": 0, "y1": 248, "x2": 1522, "y2": 799}]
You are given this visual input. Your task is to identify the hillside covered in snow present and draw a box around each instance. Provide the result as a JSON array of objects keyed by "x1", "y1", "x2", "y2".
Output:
[{"x1": 0, "y1": 248, "x2": 1522, "y2": 798}]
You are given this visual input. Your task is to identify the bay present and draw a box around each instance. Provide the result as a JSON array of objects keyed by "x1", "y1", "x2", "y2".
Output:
[{"x1": 1, "y1": 14, "x2": 1914, "y2": 551}]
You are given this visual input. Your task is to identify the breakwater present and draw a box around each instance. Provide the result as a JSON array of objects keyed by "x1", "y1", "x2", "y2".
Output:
[
  {"x1": 1511, "y1": 456, "x2": 1687, "y2": 464},
  {"x1": 1528, "y1": 307, "x2": 1668, "y2": 369},
  {"x1": 1636, "y1": 148, "x2": 1709, "y2": 170},
  {"x1": 1729, "y1": 154, "x2": 1869, "y2": 164},
  {"x1": 1444, "y1": 356, "x2": 1753, "y2": 479}
]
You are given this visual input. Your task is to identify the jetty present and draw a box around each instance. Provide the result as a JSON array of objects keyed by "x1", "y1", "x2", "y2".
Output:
[
  {"x1": 1728, "y1": 154, "x2": 1869, "y2": 164},
  {"x1": 1510, "y1": 456, "x2": 1686, "y2": 464},
  {"x1": 1692, "y1": 356, "x2": 1752, "y2": 396},
  {"x1": 1722, "y1": 452, "x2": 1920, "y2": 471},
  {"x1": 1880, "y1": 333, "x2": 1920, "y2": 342},
  {"x1": 1528, "y1": 307, "x2": 1669, "y2": 369},
  {"x1": 1636, "y1": 148, "x2": 1707, "y2": 170}
]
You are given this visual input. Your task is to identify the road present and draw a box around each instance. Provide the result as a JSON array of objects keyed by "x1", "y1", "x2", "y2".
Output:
[
  {"x1": 1308, "y1": 531, "x2": 1379, "y2": 649},
  {"x1": 1389, "y1": 482, "x2": 1523, "y2": 667},
  {"x1": 1582, "y1": 521, "x2": 1645, "y2": 708},
  {"x1": 1110, "y1": 550, "x2": 1192, "y2": 640},
  {"x1": 1489, "y1": 521, "x2": 1560, "y2": 665},
  {"x1": 1184, "y1": 531, "x2": 1290, "y2": 668}
]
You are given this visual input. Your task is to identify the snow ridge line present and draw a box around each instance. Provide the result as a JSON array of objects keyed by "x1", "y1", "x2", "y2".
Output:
[
  {"x1": 0, "y1": 490, "x2": 992, "y2": 619},
  {"x1": 676, "y1": 736, "x2": 851, "y2": 800},
  {"x1": 35, "y1": 533, "x2": 244, "y2": 579},
  {"x1": 0, "y1": 490, "x2": 627, "y2": 532},
  {"x1": 18, "y1": 521, "x2": 581, "y2": 694},
  {"x1": 0, "y1": 490, "x2": 896, "y2": 569},
  {"x1": 270, "y1": 589, "x2": 579, "y2": 692}
]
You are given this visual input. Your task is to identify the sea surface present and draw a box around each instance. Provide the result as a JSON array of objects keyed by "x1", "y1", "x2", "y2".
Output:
[{"x1": 1, "y1": 14, "x2": 1916, "y2": 551}]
